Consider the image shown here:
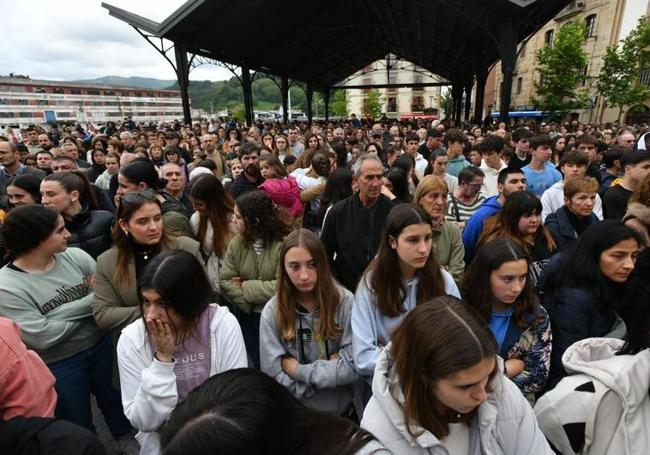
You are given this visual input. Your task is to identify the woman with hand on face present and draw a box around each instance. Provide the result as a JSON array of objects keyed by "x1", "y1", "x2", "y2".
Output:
[
  {"x1": 260, "y1": 229, "x2": 359, "y2": 416},
  {"x1": 41, "y1": 170, "x2": 113, "y2": 259},
  {"x1": 414, "y1": 175, "x2": 465, "y2": 282},
  {"x1": 117, "y1": 250, "x2": 247, "y2": 455},
  {"x1": 352, "y1": 204, "x2": 460, "y2": 394},
  {"x1": 463, "y1": 239, "x2": 551, "y2": 403},
  {"x1": 0, "y1": 205, "x2": 132, "y2": 438},
  {"x1": 361, "y1": 297, "x2": 553, "y2": 454}
]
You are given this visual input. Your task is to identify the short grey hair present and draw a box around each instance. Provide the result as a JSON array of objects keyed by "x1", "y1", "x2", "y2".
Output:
[{"x1": 352, "y1": 153, "x2": 383, "y2": 177}]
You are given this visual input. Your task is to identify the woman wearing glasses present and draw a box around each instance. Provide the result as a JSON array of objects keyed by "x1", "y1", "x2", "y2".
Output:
[{"x1": 92, "y1": 189, "x2": 203, "y2": 380}]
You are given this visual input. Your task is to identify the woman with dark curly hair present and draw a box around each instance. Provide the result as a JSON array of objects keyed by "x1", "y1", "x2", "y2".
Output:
[{"x1": 220, "y1": 190, "x2": 292, "y2": 368}]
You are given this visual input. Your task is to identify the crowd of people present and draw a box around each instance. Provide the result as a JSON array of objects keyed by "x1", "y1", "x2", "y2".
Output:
[{"x1": 1, "y1": 114, "x2": 649, "y2": 454}]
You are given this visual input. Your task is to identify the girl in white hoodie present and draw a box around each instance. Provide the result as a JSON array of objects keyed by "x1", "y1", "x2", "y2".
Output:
[
  {"x1": 362, "y1": 297, "x2": 553, "y2": 455},
  {"x1": 117, "y1": 250, "x2": 247, "y2": 455}
]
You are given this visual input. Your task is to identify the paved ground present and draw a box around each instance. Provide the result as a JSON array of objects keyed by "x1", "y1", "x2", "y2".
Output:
[{"x1": 91, "y1": 396, "x2": 139, "y2": 455}]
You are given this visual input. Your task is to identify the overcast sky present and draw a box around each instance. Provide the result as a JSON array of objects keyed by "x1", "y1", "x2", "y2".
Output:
[
  {"x1": 0, "y1": 0, "x2": 232, "y2": 82},
  {"x1": 1, "y1": 0, "x2": 646, "y2": 84}
]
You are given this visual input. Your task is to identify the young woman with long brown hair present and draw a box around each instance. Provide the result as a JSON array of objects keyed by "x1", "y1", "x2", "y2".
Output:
[
  {"x1": 260, "y1": 229, "x2": 359, "y2": 416},
  {"x1": 352, "y1": 204, "x2": 460, "y2": 386},
  {"x1": 188, "y1": 174, "x2": 237, "y2": 291},
  {"x1": 92, "y1": 191, "x2": 202, "y2": 374},
  {"x1": 361, "y1": 297, "x2": 552, "y2": 454},
  {"x1": 462, "y1": 238, "x2": 551, "y2": 403}
]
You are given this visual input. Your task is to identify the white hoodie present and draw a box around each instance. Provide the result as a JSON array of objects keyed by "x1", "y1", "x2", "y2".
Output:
[
  {"x1": 361, "y1": 345, "x2": 553, "y2": 455},
  {"x1": 535, "y1": 338, "x2": 650, "y2": 454},
  {"x1": 117, "y1": 304, "x2": 247, "y2": 455}
]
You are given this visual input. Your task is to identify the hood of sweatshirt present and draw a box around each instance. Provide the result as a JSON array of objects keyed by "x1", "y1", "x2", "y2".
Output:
[
  {"x1": 562, "y1": 338, "x2": 650, "y2": 412},
  {"x1": 482, "y1": 195, "x2": 502, "y2": 210}
]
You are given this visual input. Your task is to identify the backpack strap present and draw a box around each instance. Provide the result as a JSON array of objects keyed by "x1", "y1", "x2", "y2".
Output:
[{"x1": 449, "y1": 194, "x2": 461, "y2": 222}]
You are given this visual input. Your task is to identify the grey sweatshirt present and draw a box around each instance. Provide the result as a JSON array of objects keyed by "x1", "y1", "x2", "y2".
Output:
[
  {"x1": 260, "y1": 285, "x2": 360, "y2": 416},
  {"x1": 0, "y1": 248, "x2": 103, "y2": 363}
]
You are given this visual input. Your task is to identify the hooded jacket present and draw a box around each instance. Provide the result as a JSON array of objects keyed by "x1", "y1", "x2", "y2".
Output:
[
  {"x1": 259, "y1": 286, "x2": 360, "y2": 416},
  {"x1": 535, "y1": 338, "x2": 650, "y2": 455},
  {"x1": 361, "y1": 346, "x2": 553, "y2": 454},
  {"x1": 259, "y1": 176, "x2": 304, "y2": 218},
  {"x1": 117, "y1": 304, "x2": 247, "y2": 455}
]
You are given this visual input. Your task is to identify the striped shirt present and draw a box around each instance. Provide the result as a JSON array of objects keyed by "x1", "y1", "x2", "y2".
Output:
[{"x1": 446, "y1": 193, "x2": 486, "y2": 223}]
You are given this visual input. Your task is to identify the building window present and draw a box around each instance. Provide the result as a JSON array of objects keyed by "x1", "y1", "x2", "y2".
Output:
[
  {"x1": 70, "y1": 89, "x2": 82, "y2": 95},
  {"x1": 87, "y1": 89, "x2": 100, "y2": 96},
  {"x1": 539, "y1": 74, "x2": 544, "y2": 88},
  {"x1": 411, "y1": 96, "x2": 424, "y2": 112},
  {"x1": 52, "y1": 88, "x2": 64, "y2": 94},
  {"x1": 516, "y1": 77, "x2": 523, "y2": 95},
  {"x1": 387, "y1": 97, "x2": 397, "y2": 112},
  {"x1": 585, "y1": 15, "x2": 596, "y2": 37},
  {"x1": 544, "y1": 29, "x2": 554, "y2": 46}
]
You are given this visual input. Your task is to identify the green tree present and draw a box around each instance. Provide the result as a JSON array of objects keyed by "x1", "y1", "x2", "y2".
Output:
[
  {"x1": 531, "y1": 21, "x2": 590, "y2": 121},
  {"x1": 440, "y1": 90, "x2": 453, "y2": 119},
  {"x1": 365, "y1": 89, "x2": 383, "y2": 119},
  {"x1": 330, "y1": 89, "x2": 347, "y2": 117},
  {"x1": 597, "y1": 17, "x2": 650, "y2": 122}
]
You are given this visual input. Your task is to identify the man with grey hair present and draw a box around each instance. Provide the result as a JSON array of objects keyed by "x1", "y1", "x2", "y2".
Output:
[
  {"x1": 616, "y1": 129, "x2": 636, "y2": 150},
  {"x1": 321, "y1": 154, "x2": 395, "y2": 291},
  {"x1": 119, "y1": 131, "x2": 135, "y2": 153}
]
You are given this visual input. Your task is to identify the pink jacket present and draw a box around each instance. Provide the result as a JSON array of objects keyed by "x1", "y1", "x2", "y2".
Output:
[
  {"x1": 0, "y1": 317, "x2": 57, "y2": 420},
  {"x1": 259, "y1": 176, "x2": 304, "y2": 218}
]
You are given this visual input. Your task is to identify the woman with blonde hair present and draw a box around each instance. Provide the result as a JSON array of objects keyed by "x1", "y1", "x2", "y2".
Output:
[{"x1": 414, "y1": 175, "x2": 465, "y2": 282}]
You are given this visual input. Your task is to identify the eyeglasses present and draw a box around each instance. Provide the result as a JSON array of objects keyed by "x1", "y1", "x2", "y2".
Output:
[{"x1": 122, "y1": 188, "x2": 157, "y2": 204}]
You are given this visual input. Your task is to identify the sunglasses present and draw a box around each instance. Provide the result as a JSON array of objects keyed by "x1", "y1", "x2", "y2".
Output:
[{"x1": 122, "y1": 188, "x2": 157, "y2": 204}]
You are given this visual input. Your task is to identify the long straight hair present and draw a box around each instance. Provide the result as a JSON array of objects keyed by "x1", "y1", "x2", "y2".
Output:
[
  {"x1": 366, "y1": 204, "x2": 446, "y2": 318},
  {"x1": 462, "y1": 238, "x2": 541, "y2": 329},
  {"x1": 44, "y1": 169, "x2": 98, "y2": 209},
  {"x1": 478, "y1": 190, "x2": 556, "y2": 252},
  {"x1": 189, "y1": 174, "x2": 234, "y2": 257},
  {"x1": 276, "y1": 229, "x2": 342, "y2": 341},
  {"x1": 112, "y1": 197, "x2": 171, "y2": 287}
]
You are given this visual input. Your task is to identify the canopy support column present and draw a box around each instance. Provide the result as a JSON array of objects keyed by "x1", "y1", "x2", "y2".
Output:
[
  {"x1": 173, "y1": 44, "x2": 192, "y2": 125},
  {"x1": 498, "y1": 14, "x2": 520, "y2": 125},
  {"x1": 281, "y1": 76, "x2": 289, "y2": 123},
  {"x1": 241, "y1": 66, "x2": 254, "y2": 126}
]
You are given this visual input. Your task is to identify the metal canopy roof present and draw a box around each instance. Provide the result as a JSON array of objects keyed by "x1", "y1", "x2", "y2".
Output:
[{"x1": 103, "y1": 0, "x2": 571, "y2": 91}]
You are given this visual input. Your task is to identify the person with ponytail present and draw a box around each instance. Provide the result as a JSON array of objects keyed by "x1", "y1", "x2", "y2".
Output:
[
  {"x1": 117, "y1": 250, "x2": 246, "y2": 455},
  {"x1": 352, "y1": 204, "x2": 460, "y2": 389},
  {"x1": 41, "y1": 170, "x2": 113, "y2": 259},
  {"x1": 220, "y1": 190, "x2": 292, "y2": 368},
  {"x1": 260, "y1": 229, "x2": 360, "y2": 416}
]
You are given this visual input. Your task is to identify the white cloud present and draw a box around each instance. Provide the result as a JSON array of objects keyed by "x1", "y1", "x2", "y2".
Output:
[{"x1": 0, "y1": 0, "x2": 231, "y2": 82}]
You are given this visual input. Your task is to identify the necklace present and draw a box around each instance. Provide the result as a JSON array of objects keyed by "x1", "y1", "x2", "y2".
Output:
[{"x1": 134, "y1": 248, "x2": 155, "y2": 260}]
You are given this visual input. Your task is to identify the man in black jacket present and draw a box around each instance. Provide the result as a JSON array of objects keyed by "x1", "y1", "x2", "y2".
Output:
[
  {"x1": 321, "y1": 154, "x2": 395, "y2": 291},
  {"x1": 229, "y1": 143, "x2": 263, "y2": 199}
]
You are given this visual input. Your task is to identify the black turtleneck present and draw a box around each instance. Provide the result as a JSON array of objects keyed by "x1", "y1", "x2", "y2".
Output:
[{"x1": 132, "y1": 240, "x2": 162, "y2": 278}]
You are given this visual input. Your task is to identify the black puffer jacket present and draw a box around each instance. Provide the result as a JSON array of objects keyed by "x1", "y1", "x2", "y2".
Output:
[{"x1": 66, "y1": 207, "x2": 114, "y2": 259}]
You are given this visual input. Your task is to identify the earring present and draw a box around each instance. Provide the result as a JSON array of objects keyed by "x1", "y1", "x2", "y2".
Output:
[{"x1": 124, "y1": 230, "x2": 129, "y2": 237}]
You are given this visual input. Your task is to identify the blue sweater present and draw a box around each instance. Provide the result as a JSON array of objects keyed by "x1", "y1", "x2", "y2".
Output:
[{"x1": 462, "y1": 195, "x2": 502, "y2": 263}]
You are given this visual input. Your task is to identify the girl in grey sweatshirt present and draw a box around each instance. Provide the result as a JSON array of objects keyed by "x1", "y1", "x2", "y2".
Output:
[{"x1": 260, "y1": 229, "x2": 360, "y2": 416}]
